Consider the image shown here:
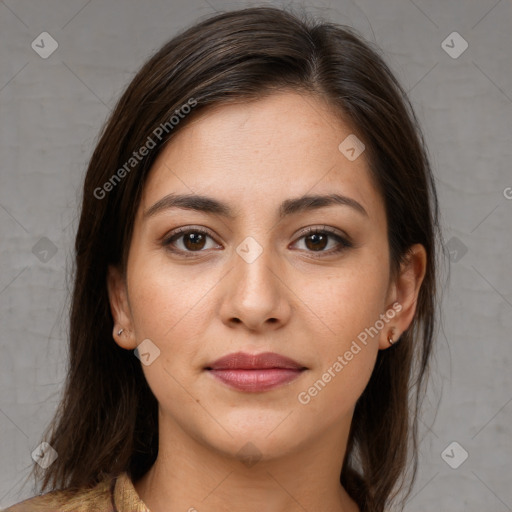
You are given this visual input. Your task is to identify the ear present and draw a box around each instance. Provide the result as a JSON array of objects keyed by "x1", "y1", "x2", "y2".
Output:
[
  {"x1": 379, "y1": 243, "x2": 427, "y2": 350},
  {"x1": 107, "y1": 264, "x2": 137, "y2": 350}
]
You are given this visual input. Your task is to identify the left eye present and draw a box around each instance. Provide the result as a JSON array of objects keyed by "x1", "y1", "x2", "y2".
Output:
[
  {"x1": 162, "y1": 227, "x2": 352, "y2": 256},
  {"x1": 293, "y1": 228, "x2": 351, "y2": 253}
]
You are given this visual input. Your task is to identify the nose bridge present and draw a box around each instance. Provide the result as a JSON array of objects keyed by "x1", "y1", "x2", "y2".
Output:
[
  {"x1": 221, "y1": 233, "x2": 289, "y2": 330},
  {"x1": 234, "y1": 234, "x2": 279, "y2": 302}
]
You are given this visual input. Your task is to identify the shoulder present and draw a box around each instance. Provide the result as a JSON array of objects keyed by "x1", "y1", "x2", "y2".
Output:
[{"x1": 2, "y1": 475, "x2": 115, "y2": 512}]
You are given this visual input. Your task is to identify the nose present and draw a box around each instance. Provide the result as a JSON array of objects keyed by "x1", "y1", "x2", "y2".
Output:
[{"x1": 219, "y1": 239, "x2": 292, "y2": 332}]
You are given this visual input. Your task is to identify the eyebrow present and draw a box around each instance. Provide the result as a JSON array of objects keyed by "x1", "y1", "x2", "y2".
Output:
[{"x1": 143, "y1": 192, "x2": 368, "y2": 221}]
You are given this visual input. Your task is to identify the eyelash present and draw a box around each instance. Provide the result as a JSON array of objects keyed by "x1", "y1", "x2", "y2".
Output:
[{"x1": 162, "y1": 225, "x2": 353, "y2": 259}]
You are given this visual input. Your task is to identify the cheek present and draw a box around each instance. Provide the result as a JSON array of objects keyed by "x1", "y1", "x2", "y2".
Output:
[
  {"x1": 296, "y1": 286, "x2": 383, "y2": 422},
  {"x1": 294, "y1": 258, "x2": 389, "y2": 344},
  {"x1": 127, "y1": 253, "x2": 214, "y2": 340},
  {"x1": 292, "y1": 259, "x2": 387, "y2": 416},
  {"x1": 296, "y1": 344, "x2": 378, "y2": 429},
  {"x1": 126, "y1": 263, "x2": 207, "y2": 414},
  {"x1": 126, "y1": 255, "x2": 222, "y2": 395}
]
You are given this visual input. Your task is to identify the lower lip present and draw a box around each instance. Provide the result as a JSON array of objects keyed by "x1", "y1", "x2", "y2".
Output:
[{"x1": 207, "y1": 369, "x2": 304, "y2": 392}]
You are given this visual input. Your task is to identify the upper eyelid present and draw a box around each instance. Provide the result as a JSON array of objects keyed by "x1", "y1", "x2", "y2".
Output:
[{"x1": 164, "y1": 225, "x2": 218, "y2": 242}]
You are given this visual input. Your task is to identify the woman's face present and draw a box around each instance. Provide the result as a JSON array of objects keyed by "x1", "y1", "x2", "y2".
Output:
[{"x1": 108, "y1": 91, "x2": 421, "y2": 462}]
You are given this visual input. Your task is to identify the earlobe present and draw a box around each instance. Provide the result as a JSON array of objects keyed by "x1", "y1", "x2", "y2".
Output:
[
  {"x1": 379, "y1": 244, "x2": 427, "y2": 350},
  {"x1": 387, "y1": 329, "x2": 396, "y2": 346},
  {"x1": 107, "y1": 265, "x2": 137, "y2": 350}
]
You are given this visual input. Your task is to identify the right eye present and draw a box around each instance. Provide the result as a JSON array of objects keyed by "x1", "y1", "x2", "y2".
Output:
[{"x1": 162, "y1": 226, "x2": 221, "y2": 256}]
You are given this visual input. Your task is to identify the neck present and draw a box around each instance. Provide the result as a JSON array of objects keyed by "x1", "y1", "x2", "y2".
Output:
[{"x1": 133, "y1": 411, "x2": 360, "y2": 512}]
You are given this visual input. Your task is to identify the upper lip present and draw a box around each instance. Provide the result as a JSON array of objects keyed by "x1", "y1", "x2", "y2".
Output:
[{"x1": 206, "y1": 352, "x2": 306, "y2": 371}]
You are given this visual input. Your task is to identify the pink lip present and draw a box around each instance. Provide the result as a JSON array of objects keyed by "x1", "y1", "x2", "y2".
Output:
[{"x1": 205, "y1": 352, "x2": 307, "y2": 392}]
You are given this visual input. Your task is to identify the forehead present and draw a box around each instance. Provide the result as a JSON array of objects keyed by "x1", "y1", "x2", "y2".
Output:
[{"x1": 139, "y1": 91, "x2": 383, "y2": 223}]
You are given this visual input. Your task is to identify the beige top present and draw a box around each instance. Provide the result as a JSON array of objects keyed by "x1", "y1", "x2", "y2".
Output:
[{"x1": 2, "y1": 472, "x2": 150, "y2": 512}]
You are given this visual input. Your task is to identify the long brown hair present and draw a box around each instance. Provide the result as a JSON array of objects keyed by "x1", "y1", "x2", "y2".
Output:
[{"x1": 26, "y1": 6, "x2": 445, "y2": 511}]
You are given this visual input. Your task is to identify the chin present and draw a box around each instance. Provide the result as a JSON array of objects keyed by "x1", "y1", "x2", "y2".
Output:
[{"x1": 201, "y1": 413, "x2": 310, "y2": 460}]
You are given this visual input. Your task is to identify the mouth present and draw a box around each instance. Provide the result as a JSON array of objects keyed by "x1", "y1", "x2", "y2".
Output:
[{"x1": 205, "y1": 352, "x2": 307, "y2": 392}]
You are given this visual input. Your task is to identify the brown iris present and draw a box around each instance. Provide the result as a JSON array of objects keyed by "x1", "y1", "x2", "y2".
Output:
[
  {"x1": 183, "y1": 232, "x2": 207, "y2": 251},
  {"x1": 304, "y1": 232, "x2": 328, "y2": 251}
]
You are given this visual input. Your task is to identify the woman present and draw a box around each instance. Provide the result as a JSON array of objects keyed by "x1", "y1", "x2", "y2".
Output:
[{"x1": 5, "y1": 5, "x2": 444, "y2": 512}]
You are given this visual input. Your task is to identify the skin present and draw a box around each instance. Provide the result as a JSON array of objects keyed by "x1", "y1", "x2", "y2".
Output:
[{"x1": 107, "y1": 90, "x2": 427, "y2": 512}]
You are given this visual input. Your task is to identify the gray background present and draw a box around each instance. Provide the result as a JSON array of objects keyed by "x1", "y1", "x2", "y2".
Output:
[{"x1": 1, "y1": 0, "x2": 511, "y2": 510}]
